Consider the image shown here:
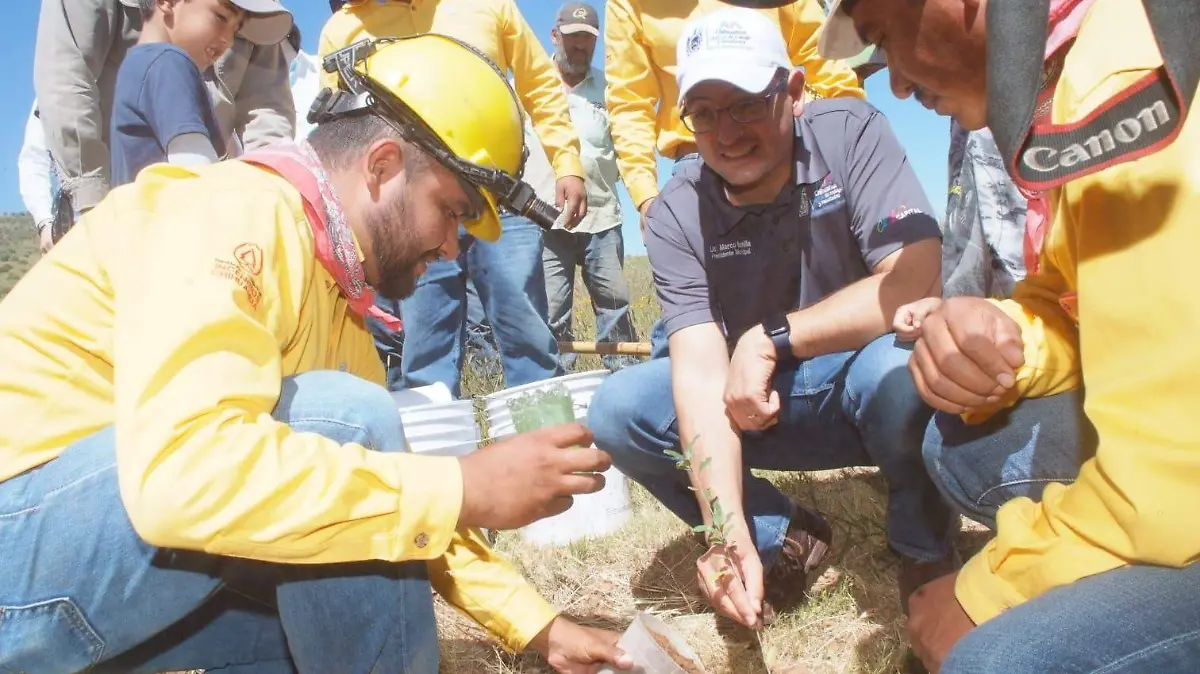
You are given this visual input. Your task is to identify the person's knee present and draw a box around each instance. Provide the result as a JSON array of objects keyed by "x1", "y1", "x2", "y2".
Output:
[
  {"x1": 278, "y1": 371, "x2": 404, "y2": 452},
  {"x1": 588, "y1": 364, "x2": 668, "y2": 461},
  {"x1": 846, "y1": 335, "x2": 928, "y2": 423},
  {"x1": 941, "y1": 617, "x2": 1055, "y2": 674}
]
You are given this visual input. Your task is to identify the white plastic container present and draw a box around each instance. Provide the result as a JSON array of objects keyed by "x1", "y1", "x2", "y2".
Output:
[
  {"x1": 481, "y1": 370, "x2": 632, "y2": 546},
  {"x1": 408, "y1": 438, "x2": 479, "y2": 457},
  {"x1": 483, "y1": 369, "x2": 608, "y2": 437},
  {"x1": 390, "y1": 382, "x2": 454, "y2": 408},
  {"x1": 397, "y1": 399, "x2": 481, "y2": 455},
  {"x1": 598, "y1": 612, "x2": 705, "y2": 674}
]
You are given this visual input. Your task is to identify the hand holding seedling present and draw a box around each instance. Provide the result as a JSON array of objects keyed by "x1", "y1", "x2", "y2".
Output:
[
  {"x1": 457, "y1": 423, "x2": 611, "y2": 530},
  {"x1": 724, "y1": 325, "x2": 781, "y2": 432},
  {"x1": 695, "y1": 516, "x2": 764, "y2": 629},
  {"x1": 666, "y1": 443, "x2": 764, "y2": 629}
]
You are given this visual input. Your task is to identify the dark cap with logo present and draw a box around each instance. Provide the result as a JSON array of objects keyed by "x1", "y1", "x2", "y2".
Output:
[{"x1": 555, "y1": 2, "x2": 600, "y2": 36}]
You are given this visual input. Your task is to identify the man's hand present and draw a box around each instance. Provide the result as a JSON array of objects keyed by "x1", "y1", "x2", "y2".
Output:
[
  {"x1": 696, "y1": 524, "x2": 764, "y2": 628},
  {"x1": 909, "y1": 297, "x2": 1025, "y2": 414},
  {"x1": 37, "y1": 225, "x2": 54, "y2": 254},
  {"x1": 637, "y1": 197, "x2": 655, "y2": 236},
  {"x1": 457, "y1": 423, "x2": 611, "y2": 530},
  {"x1": 907, "y1": 572, "x2": 975, "y2": 672},
  {"x1": 528, "y1": 616, "x2": 633, "y2": 673},
  {"x1": 724, "y1": 325, "x2": 780, "y2": 432},
  {"x1": 556, "y1": 176, "x2": 588, "y2": 230}
]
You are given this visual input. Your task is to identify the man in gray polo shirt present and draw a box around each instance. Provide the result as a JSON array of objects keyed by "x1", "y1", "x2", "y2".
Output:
[{"x1": 589, "y1": 7, "x2": 954, "y2": 627}]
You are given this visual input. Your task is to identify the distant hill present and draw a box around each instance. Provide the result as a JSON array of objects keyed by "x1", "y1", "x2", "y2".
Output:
[{"x1": 0, "y1": 214, "x2": 39, "y2": 300}]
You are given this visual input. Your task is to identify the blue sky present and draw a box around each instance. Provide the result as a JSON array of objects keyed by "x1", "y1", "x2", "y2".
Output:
[{"x1": 0, "y1": 0, "x2": 948, "y2": 254}]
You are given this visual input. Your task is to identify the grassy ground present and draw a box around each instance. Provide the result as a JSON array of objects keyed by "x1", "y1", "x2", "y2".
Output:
[
  {"x1": 0, "y1": 215, "x2": 40, "y2": 298},
  {"x1": 0, "y1": 217, "x2": 985, "y2": 673}
]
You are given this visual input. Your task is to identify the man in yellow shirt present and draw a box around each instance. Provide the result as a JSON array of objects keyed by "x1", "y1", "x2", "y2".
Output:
[
  {"x1": 820, "y1": 0, "x2": 1200, "y2": 671},
  {"x1": 604, "y1": 0, "x2": 865, "y2": 231},
  {"x1": 0, "y1": 34, "x2": 632, "y2": 673},
  {"x1": 320, "y1": 0, "x2": 587, "y2": 396}
]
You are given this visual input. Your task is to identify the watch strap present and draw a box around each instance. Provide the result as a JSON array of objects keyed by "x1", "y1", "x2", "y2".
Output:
[{"x1": 762, "y1": 314, "x2": 792, "y2": 360}]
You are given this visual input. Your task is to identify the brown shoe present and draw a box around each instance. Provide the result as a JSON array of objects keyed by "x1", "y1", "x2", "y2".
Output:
[
  {"x1": 897, "y1": 550, "x2": 961, "y2": 616},
  {"x1": 762, "y1": 502, "x2": 833, "y2": 620}
]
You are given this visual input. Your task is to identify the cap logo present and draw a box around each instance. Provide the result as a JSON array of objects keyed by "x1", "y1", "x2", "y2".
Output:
[
  {"x1": 572, "y1": 7, "x2": 588, "y2": 18},
  {"x1": 686, "y1": 29, "x2": 703, "y2": 55},
  {"x1": 711, "y1": 20, "x2": 751, "y2": 49}
]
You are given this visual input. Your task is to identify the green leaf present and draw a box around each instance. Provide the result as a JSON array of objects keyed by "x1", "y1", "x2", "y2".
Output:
[
  {"x1": 699, "y1": 457, "x2": 713, "y2": 472},
  {"x1": 691, "y1": 524, "x2": 714, "y2": 534}
]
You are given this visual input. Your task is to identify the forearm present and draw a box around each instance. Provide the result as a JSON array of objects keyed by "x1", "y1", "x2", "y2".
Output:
[
  {"x1": 786, "y1": 260, "x2": 937, "y2": 359},
  {"x1": 672, "y1": 345, "x2": 743, "y2": 531}
]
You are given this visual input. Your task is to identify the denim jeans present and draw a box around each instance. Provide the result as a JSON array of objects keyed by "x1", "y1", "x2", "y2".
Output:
[
  {"x1": 542, "y1": 226, "x2": 639, "y2": 372},
  {"x1": 920, "y1": 392, "x2": 1200, "y2": 672},
  {"x1": 0, "y1": 371, "x2": 438, "y2": 673},
  {"x1": 921, "y1": 390, "x2": 1096, "y2": 529},
  {"x1": 394, "y1": 214, "x2": 562, "y2": 398},
  {"x1": 944, "y1": 559, "x2": 1200, "y2": 672},
  {"x1": 587, "y1": 334, "x2": 953, "y2": 567}
]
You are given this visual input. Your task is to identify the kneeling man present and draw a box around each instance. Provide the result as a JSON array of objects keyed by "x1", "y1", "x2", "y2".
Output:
[{"x1": 589, "y1": 7, "x2": 953, "y2": 627}]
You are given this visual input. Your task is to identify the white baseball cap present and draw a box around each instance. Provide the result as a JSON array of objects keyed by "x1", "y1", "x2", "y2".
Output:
[
  {"x1": 675, "y1": 7, "x2": 792, "y2": 106},
  {"x1": 118, "y1": 0, "x2": 293, "y2": 46},
  {"x1": 817, "y1": 0, "x2": 870, "y2": 60}
]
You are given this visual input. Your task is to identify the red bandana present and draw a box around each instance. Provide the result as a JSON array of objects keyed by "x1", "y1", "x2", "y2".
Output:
[{"x1": 239, "y1": 142, "x2": 401, "y2": 331}]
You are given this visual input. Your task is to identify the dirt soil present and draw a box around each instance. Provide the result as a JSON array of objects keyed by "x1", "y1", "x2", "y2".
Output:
[{"x1": 650, "y1": 628, "x2": 706, "y2": 674}]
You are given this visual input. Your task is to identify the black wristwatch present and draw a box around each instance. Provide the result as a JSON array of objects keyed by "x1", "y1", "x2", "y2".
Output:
[{"x1": 762, "y1": 314, "x2": 792, "y2": 361}]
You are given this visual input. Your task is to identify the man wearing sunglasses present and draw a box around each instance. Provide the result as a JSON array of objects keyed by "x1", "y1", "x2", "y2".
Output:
[{"x1": 589, "y1": 7, "x2": 953, "y2": 628}]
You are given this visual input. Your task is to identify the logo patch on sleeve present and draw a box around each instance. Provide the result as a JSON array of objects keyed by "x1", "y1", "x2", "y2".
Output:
[
  {"x1": 877, "y1": 205, "x2": 925, "y2": 233},
  {"x1": 213, "y1": 242, "x2": 265, "y2": 309},
  {"x1": 811, "y1": 176, "x2": 845, "y2": 216}
]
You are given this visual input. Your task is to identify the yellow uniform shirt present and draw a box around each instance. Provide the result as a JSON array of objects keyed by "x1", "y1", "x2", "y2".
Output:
[
  {"x1": 319, "y1": 0, "x2": 584, "y2": 182},
  {"x1": 956, "y1": 0, "x2": 1200, "y2": 622},
  {"x1": 604, "y1": 0, "x2": 864, "y2": 208},
  {"x1": 0, "y1": 161, "x2": 556, "y2": 651}
]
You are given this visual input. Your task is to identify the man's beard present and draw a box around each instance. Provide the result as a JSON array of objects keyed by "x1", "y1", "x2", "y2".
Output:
[
  {"x1": 553, "y1": 48, "x2": 591, "y2": 78},
  {"x1": 366, "y1": 189, "x2": 429, "y2": 300}
]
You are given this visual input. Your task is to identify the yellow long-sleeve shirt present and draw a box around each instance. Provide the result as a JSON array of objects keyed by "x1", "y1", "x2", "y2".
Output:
[
  {"x1": 956, "y1": 0, "x2": 1200, "y2": 623},
  {"x1": 604, "y1": 0, "x2": 864, "y2": 208},
  {"x1": 0, "y1": 161, "x2": 556, "y2": 651},
  {"x1": 319, "y1": 0, "x2": 583, "y2": 182}
]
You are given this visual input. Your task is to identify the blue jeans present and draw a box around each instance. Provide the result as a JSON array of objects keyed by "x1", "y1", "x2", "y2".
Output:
[
  {"x1": 542, "y1": 227, "x2": 639, "y2": 372},
  {"x1": 921, "y1": 390, "x2": 1096, "y2": 529},
  {"x1": 394, "y1": 214, "x2": 562, "y2": 398},
  {"x1": 0, "y1": 372, "x2": 438, "y2": 673},
  {"x1": 587, "y1": 334, "x2": 953, "y2": 567},
  {"x1": 922, "y1": 393, "x2": 1200, "y2": 671},
  {"x1": 944, "y1": 561, "x2": 1200, "y2": 672}
]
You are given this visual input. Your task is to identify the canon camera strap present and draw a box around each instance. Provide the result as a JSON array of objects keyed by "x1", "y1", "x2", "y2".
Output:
[{"x1": 987, "y1": 0, "x2": 1199, "y2": 193}]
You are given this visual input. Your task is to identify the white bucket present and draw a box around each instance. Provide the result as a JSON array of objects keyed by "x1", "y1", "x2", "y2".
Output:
[
  {"x1": 408, "y1": 438, "x2": 479, "y2": 457},
  {"x1": 481, "y1": 371, "x2": 631, "y2": 546},
  {"x1": 482, "y1": 369, "x2": 609, "y2": 434},
  {"x1": 518, "y1": 464, "x2": 631, "y2": 547},
  {"x1": 397, "y1": 398, "x2": 481, "y2": 454},
  {"x1": 390, "y1": 382, "x2": 454, "y2": 408}
]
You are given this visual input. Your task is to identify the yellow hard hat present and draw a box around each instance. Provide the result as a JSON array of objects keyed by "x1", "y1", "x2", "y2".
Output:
[{"x1": 316, "y1": 35, "x2": 528, "y2": 242}]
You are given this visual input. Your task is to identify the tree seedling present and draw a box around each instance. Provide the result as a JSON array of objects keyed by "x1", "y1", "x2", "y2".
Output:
[
  {"x1": 666, "y1": 437, "x2": 738, "y2": 585},
  {"x1": 668, "y1": 436, "x2": 774, "y2": 671}
]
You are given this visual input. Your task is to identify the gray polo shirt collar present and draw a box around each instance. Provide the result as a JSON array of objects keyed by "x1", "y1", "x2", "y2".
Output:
[{"x1": 700, "y1": 118, "x2": 831, "y2": 236}]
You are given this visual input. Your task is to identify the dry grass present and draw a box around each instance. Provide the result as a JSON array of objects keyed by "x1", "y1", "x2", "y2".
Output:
[
  {"x1": 447, "y1": 259, "x2": 989, "y2": 674},
  {"x1": 0, "y1": 219, "x2": 990, "y2": 673}
]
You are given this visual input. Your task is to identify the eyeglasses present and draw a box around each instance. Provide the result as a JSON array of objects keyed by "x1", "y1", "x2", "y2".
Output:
[{"x1": 680, "y1": 79, "x2": 787, "y2": 134}]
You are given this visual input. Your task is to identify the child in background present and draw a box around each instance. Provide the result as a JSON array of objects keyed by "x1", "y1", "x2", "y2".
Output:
[{"x1": 110, "y1": 0, "x2": 292, "y2": 188}]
